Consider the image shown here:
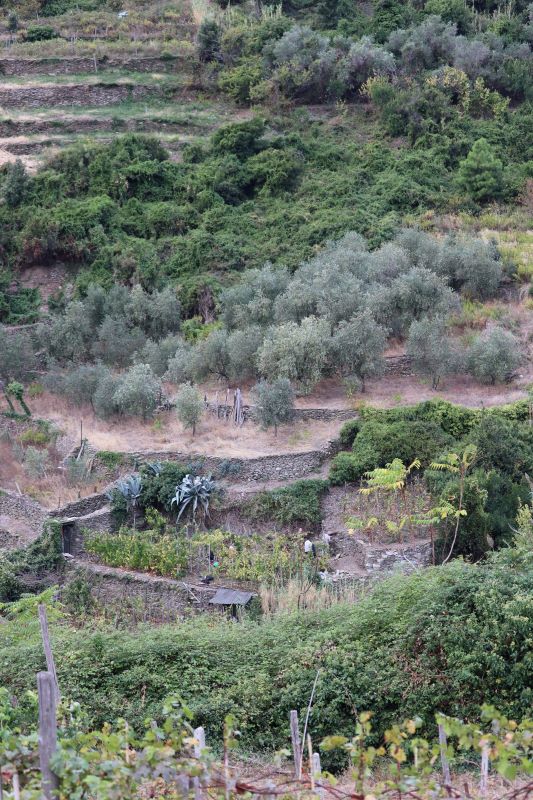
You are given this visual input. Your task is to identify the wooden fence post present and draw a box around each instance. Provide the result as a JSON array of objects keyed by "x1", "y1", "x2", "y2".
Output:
[
  {"x1": 192, "y1": 726, "x2": 206, "y2": 800},
  {"x1": 479, "y1": 744, "x2": 489, "y2": 797},
  {"x1": 290, "y1": 710, "x2": 301, "y2": 780},
  {"x1": 37, "y1": 671, "x2": 59, "y2": 800},
  {"x1": 312, "y1": 752, "x2": 323, "y2": 800},
  {"x1": 38, "y1": 604, "x2": 60, "y2": 707},
  {"x1": 438, "y1": 723, "x2": 451, "y2": 789}
]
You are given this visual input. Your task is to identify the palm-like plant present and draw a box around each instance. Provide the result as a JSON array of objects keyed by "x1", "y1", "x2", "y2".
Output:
[
  {"x1": 429, "y1": 444, "x2": 477, "y2": 564},
  {"x1": 171, "y1": 474, "x2": 216, "y2": 522}
]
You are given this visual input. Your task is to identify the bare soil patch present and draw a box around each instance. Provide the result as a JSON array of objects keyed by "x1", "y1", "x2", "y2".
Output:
[{"x1": 0, "y1": 391, "x2": 342, "y2": 459}]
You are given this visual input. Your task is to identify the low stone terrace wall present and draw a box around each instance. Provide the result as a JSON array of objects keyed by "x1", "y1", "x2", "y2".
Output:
[
  {"x1": 115, "y1": 444, "x2": 338, "y2": 482},
  {"x1": 0, "y1": 55, "x2": 193, "y2": 76},
  {"x1": 65, "y1": 562, "x2": 226, "y2": 622},
  {"x1": 0, "y1": 488, "x2": 48, "y2": 533}
]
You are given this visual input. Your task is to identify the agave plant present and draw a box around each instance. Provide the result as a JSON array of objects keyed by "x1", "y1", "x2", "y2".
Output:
[
  {"x1": 171, "y1": 474, "x2": 216, "y2": 522},
  {"x1": 108, "y1": 474, "x2": 143, "y2": 528},
  {"x1": 145, "y1": 461, "x2": 163, "y2": 476}
]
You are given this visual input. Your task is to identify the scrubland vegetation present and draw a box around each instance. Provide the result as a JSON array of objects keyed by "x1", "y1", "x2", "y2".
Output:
[{"x1": 0, "y1": 0, "x2": 532, "y2": 794}]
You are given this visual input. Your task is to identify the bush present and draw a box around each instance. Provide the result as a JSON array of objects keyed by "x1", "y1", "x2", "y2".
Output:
[
  {"x1": 331, "y1": 419, "x2": 455, "y2": 483},
  {"x1": 113, "y1": 364, "x2": 162, "y2": 420},
  {"x1": 24, "y1": 24, "x2": 58, "y2": 41},
  {"x1": 338, "y1": 418, "x2": 360, "y2": 448},
  {"x1": 466, "y1": 326, "x2": 521, "y2": 384},
  {"x1": 244, "y1": 479, "x2": 329, "y2": 531},
  {"x1": 23, "y1": 446, "x2": 49, "y2": 478},
  {"x1": 198, "y1": 19, "x2": 221, "y2": 63},
  {"x1": 139, "y1": 461, "x2": 189, "y2": 512},
  {"x1": 2, "y1": 556, "x2": 531, "y2": 748}
]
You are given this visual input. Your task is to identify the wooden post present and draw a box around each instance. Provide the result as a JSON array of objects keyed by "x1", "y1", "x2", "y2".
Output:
[
  {"x1": 312, "y1": 752, "x2": 323, "y2": 800},
  {"x1": 193, "y1": 726, "x2": 206, "y2": 800},
  {"x1": 37, "y1": 672, "x2": 59, "y2": 800},
  {"x1": 438, "y1": 723, "x2": 451, "y2": 789},
  {"x1": 38, "y1": 605, "x2": 60, "y2": 707},
  {"x1": 290, "y1": 710, "x2": 301, "y2": 780},
  {"x1": 479, "y1": 745, "x2": 489, "y2": 797}
]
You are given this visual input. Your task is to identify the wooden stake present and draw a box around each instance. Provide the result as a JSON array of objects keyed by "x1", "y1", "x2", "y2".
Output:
[
  {"x1": 38, "y1": 605, "x2": 60, "y2": 707},
  {"x1": 193, "y1": 726, "x2": 206, "y2": 800},
  {"x1": 306, "y1": 735, "x2": 314, "y2": 789},
  {"x1": 438, "y1": 723, "x2": 451, "y2": 789},
  {"x1": 479, "y1": 744, "x2": 489, "y2": 797},
  {"x1": 37, "y1": 672, "x2": 59, "y2": 800},
  {"x1": 312, "y1": 751, "x2": 324, "y2": 800},
  {"x1": 290, "y1": 710, "x2": 301, "y2": 780},
  {"x1": 299, "y1": 670, "x2": 320, "y2": 778}
]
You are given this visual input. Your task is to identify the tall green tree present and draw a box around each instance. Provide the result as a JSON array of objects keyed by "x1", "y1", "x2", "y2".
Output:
[{"x1": 458, "y1": 138, "x2": 503, "y2": 202}]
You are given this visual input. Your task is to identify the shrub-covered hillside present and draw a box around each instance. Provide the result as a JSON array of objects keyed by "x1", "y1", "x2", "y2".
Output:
[{"x1": 1, "y1": 552, "x2": 532, "y2": 756}]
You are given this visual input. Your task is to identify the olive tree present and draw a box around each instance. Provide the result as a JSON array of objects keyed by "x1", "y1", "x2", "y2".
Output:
[
  {"x1": 406, "y1": 316, "x2": 455, "y2": 390},
  {"x1": 175, "y1": 383, "x2": 204, "y2": 437},
  {"x1": 165, "y1": 340, "x2": 193, "y2": 384},
  {"x1": 227, "y1": 326, "x2": 263, "y2": 381},
  {"x1": 113, "y1": 363, "x2": 162, "y2": 420},
  {"x1": 190, "y1": 329, "x2": 231, "y2": 381},
  {"x1": 467, "y1": 326, "x2": 521, "y2": 384},
  {"x1": 134, "y1": 334, "x2": 183, "y2": 378},
  {"x1": 46, "y1": 301, "x2": 93, "y2": 363},
  {"x1": 0, "y1": 329, "x2": 36, "y2": 382},
  {"x1": 220, "y1": 264, "x2": 289, "y2": 330},
  {"x1": 257, "y1": 316, "x2": 330, "y2": 393},
  {"x1": 92, "y1": 317, "x2": 146, "y2": 368},
  {"x1": 330, "y1": 311, "x2": 388, "y2": 390},
  {"x1": 92, "y1": 372, "x2": 121, "y2": 419},
  {"x1": 369, "y1": 268, "x2": 459, "y2": 337},
  {"x1": 61, "y1": 363, "x2": 110, "y2": 409},
  {"x1": 253, "y1": 378, "x2": 295, "y2": 436}
]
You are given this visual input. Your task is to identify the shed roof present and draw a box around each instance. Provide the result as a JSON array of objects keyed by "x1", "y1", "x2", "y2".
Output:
[{"x1": 209, "y1": 588, "x2": 255, "y2": 606}]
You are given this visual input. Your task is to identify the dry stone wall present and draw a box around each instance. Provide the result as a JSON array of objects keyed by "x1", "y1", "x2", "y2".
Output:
[
  {"x1": 0, "y1": 489, "x2": 48, "y2": 533},
  {"x1": 65, "y1": 563, "x2": 221, "y2": 622},
  {"x1": 0, "y1": 81, "x2": 201, "y2": 109},
  {"x1": 0, "y1": 55, "x2": 193, "y2": 76},
  {"x1": 115, "y1": 444, "x2": 337, "y2": 482},
  {"x1": 205, "y1": 402, "x2": 356, "y2": 424}
]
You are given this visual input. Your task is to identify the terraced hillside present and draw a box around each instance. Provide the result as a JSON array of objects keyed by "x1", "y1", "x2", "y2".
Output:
[{"x1": 0, "y1": 0, "x2": 252, "y2": 168}]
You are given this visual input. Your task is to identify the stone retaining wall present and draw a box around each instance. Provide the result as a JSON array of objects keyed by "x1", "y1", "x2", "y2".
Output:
[
  {"x1": 0, "y1": 488, "x2": 48, "y2": 533},
  {"x1": 116, "y1": 444, "x2": 337, "y2": 482},
  {"x1": 65, "y1": 562, "x2": 224, "y2": 622},
  {"x1": 205, "y1": 403, "x2": 356, "y2": 424},
  {"x1": 384, "y1": 355, "x2": 414, "y2": 376},
  {"x1": 0, "y1": 81, "x2": 202, "y2": 109},
  {"x1": 48, "y1": 491, "x2": 109, "y2": 520},
  {"x1": 0, "y1": 55, "x2": 194, "y2": 76}
]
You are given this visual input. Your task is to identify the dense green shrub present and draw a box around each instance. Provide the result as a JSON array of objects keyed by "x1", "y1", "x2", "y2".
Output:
[
  {"x1": 24, "y1": 24, "x2": 59, "y2": 41},
  {"x1": 351, "y1": 420, "x2": 454, "y2": 479},
  {"x1": 0, "y1": 522, "x2": 63, "y2": 602},
  {"x1": 337, "y1": 418, "x2": 360, "y2": 448},
  {"x1": 1, "y1": 557, "x2": 531, "y2": 753},
  {"x1": 244, "y1": 479, "x2": 329, "y2": 530},
  {"x1": 139, "y1": 461, "x2": 189, "y2": 512}
]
